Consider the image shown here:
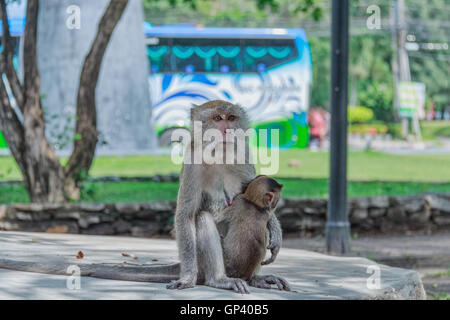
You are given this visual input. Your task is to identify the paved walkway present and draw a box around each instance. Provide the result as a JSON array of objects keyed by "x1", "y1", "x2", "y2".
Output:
[
  {"x1": 284, "y1": 232, "x2": 450, "y2": 298},
  {"x1": 284, "y1": 232, "x2": 450, "y2": 259},
  {"x1": 0, "y1": 231, "x2": 425, "y2": 299}
]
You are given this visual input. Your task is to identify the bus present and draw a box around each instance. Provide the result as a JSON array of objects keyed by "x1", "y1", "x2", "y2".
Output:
[
  {"x1": 144, "y1": 25, "x2": 312, "y2": 149},
  {"x1": 0, "y1": 22, "x2": 313, "y2": 151}
]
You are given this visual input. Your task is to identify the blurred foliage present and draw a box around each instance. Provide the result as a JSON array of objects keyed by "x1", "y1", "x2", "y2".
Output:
[
  {"x1": 385, "y1": 122, "x2": 403, "y2": 139},
  {"x1": 310, "y1": 34, "x2": 396, "y2": 123},
  {"x1": 309, "y1": 36, "x2": 330, "y2": 108},
  {"x1": 142, "y1": 0, "x2": 323, "y2": 26},
  {"x1": 307, "y1": 0, "x2": 448, "y2": 124},
  {"x1": 407, "y1": 0, "x2": 450, "y2": 113},
  {"x1": 348, "y1": 106, "x2": 374, "y2": 124},
  {"x1": 348, "y1": 123, "x2": 389, "y2": 135}
]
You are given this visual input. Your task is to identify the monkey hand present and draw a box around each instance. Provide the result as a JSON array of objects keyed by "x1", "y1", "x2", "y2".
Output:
[
  {"x1": 261, "y1": 241, "x2": 280, "y2": 265},
  {"x1": 166, "y1": 276, "x2": 196, "y2": 290}
]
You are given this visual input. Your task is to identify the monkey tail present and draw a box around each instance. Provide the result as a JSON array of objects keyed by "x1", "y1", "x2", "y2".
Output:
[{"x1": 0, "y1": 259, "x2": 180, "y2": 283}]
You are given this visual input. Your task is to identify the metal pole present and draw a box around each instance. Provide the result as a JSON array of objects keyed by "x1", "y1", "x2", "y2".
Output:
[
  {"x1": 326, "y1": 0, "x2": 350, "y2": 255},
  {"x1": 390, "y1": 1, "x2": 400, "y2": 123}
]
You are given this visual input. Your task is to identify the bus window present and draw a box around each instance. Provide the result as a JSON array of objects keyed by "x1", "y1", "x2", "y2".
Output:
[
  {"x1": 173, "y1": 45, "x2": 214, "y2": 73},
  {"x1": 242, "y1": 39, "x2": 298, "y2": 72},
  {"x1": 216, "y1": 44, "x2": 241, "y2": 73},
  {"x1": 171, "y1": 38, "x2": 241, "y2": 73},
  {"x1": 147, "y1": 38, "x2": 172, "y2": 73},
  {"x1": 147, "y1": 38, "x2": 297, "y2": 74}
]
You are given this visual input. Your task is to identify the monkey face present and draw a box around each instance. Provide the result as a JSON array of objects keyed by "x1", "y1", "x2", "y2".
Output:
[
  {"x1": 191, "y1": 101, "x2": 249, "y2": 131},
  {"x1": 190, "y1": 100, "x2": 251, "y2": 151},
  {"x1": 210, "y1": 111, "x2": 239, "y2": 143}
]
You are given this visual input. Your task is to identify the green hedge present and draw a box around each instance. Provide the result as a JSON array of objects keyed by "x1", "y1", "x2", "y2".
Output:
[{"x1": 348, "y1": 106, "x2": 374, "y2": 124}]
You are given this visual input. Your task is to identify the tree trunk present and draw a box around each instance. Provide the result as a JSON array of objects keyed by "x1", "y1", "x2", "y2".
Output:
[
  {"x1": 0, "y1": 0, "x2": 129, "y2": 203},
  {"x1": 65, "y1": 0, "x2": 129, "y2": 196},
  {"x1": 18, "y1": 0, "x2": 66, "y2": 203}
]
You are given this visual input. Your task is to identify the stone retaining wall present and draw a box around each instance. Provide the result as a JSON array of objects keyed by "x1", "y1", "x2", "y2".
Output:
[{"x1": 1, "y1": 193, "x2": 449, "y2": 237}]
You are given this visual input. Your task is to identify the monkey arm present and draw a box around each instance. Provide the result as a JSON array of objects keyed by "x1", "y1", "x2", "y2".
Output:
[
  {"x1": 261, "y1": 212, "x2": 282, "y2": 265},
  {"x1": 215, "y1": 205, "x2": 234, "y2": 238}
]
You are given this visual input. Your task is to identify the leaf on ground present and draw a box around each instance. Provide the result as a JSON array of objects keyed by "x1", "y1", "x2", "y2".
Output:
[
  {"x1": 76, "y1": 251, "x2": 84, "y2": 259},
  {"x1": 122, "y1": 252, "x2": 138, "y2": 260}
]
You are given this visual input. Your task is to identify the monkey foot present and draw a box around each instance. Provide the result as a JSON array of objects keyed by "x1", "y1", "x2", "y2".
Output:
[
  {"x1": 207, "y1": 277, "x2": 250, "y2": 294},
  {"x1": 166, "y1": 277, "x2": 196, "y2": 290},
  {"x1": 249, "y1": 275, "x2": 291, "y2": 291}
]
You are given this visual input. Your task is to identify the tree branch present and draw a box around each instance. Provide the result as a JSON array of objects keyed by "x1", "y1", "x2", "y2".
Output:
[
  {"x1": 0, "y1": 77, "x2": 29, "y2": 190},
  {"x1": 0, "y1": 0, "x2": 24, "y2": 111},
  {"x1": 22, "y1": 0, "x2": 40, "y2": 111},
  {"x1": 19, "y1": 0, "x2": 66, "y2": 203},
  {"x1": 65, "y1": 0, "x2": 129, "y2": 182}
]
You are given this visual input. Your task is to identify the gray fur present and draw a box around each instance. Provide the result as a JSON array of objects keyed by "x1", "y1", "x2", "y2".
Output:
[{"x1": 150, "y1": 101, "x2": 283, "y2": 293}]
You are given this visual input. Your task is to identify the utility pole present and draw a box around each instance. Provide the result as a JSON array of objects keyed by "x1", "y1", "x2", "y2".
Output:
[
  {"x1": 398, "y1": 0, "x2": 411, "y2": 138},
  {"x1": 392, "y1": 0, "x2": 420, "y2": 139},
  {"x1": 390, "y1": 1, "x2": 400, "y2": 123},
  {"x1": 326, "y1": 0, "x2": 350, "y2": 255},
  {"x1": 397, "y1": 0, "x2": 411, "y2": 83}
]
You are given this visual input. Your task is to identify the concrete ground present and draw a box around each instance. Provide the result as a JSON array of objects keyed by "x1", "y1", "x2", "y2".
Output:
[
  {"x1": 0, "y1": 231, "x2": 425, "y2": 300},
  {"x1": 284, "y1": 232, "x2": 450, "y2": 299}
]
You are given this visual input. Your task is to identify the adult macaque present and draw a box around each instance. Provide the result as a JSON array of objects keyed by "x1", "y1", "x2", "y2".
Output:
[
  {"x1": 218, "y1": 175, "x2": 290, "y2": 291},
  {"x1": 166, "y1": 100, "x2": 283, "y2": 293}
]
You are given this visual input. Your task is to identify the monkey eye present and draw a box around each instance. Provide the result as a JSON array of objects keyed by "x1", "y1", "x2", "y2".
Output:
[
  {"x1": 213, "y1": 115, "x2": 222, "y2": 122},
  {"x1": 228, "y1": 115, "x2": 237, "y2": 121}
]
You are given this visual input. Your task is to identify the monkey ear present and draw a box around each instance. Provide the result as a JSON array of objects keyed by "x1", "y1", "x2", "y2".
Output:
[{"x1": 263, "y1": 192, "x2": 274, "y2": 207}]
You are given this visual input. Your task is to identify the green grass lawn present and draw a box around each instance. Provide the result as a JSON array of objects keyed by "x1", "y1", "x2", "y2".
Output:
[
  {"x1": 1, "y1": 179, "x2": 449, "y2": 204},
  {"x1": 1, "y1": 150, "x2": 450, "y2": 182},
  {"x1": 349, "y1": 120, "x2": 450, "y2": 141},
  {"x1": 1, "y1": 150, "x2": 449, "y2": 204},
  {"x1": 421, "y1": 120, "x2": 450, "y2": 141},
  {"x1": 388, "y1": 120, "x2": 450, "y2": 142}
]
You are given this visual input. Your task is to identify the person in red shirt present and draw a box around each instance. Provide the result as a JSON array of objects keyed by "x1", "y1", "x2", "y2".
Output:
[{"x1": 308, "y1": 108, "x2": 328, "y2": 148}]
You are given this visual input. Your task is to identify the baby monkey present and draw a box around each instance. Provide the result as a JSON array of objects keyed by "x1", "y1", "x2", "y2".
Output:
[{"x1": 218, "y1": 175, "x2": 290, "y2": 291}]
